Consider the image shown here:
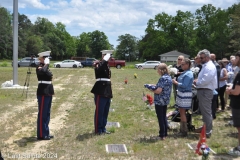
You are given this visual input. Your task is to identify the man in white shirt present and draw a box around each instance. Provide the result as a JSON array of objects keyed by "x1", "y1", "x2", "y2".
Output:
[{"x1": 193, "y1": 49, "x2": 217, "y2": 138}]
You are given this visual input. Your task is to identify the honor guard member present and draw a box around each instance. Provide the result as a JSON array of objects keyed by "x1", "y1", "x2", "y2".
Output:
[
  {"x1": 91, "y1": 50, "x2": 113, "y2": 135},
  {"x1": 36, "y1": 51, "x2": 54, "y2": 140}
]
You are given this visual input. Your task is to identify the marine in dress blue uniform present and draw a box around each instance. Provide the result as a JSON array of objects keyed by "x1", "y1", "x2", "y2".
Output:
[
  {"x1": 91, "y1": 50, "x2": 113, "y2": 135},
  {"x1": 36, "y1": 51, "x2": 54, "y2": 140}
]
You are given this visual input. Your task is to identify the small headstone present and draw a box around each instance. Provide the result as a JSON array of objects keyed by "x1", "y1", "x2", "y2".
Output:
[
  {"x1": 106, "y1": 122, "x2": 120, "y2": 128},
  {"x1": 106, "y1": 144, "x2": 128, "y2": 154},
  {"x1": 109, "y1": 108, "x2": 115, "y2": 112}
]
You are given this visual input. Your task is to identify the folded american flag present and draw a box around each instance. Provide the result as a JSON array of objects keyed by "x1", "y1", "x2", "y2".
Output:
[{"x1": 144, "y1": 84, "x2": 157, "y2": 90}]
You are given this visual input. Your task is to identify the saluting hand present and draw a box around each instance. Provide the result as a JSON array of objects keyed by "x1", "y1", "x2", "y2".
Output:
[{"x1": 44, "y1": 57, "x2": 50, "y2": 64}]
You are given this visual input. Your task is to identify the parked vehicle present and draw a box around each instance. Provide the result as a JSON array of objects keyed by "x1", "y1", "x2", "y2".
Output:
[
  {"x1": 80, "y1": 58, "x2": 97, "y2": 67},
  {"x1": 53, "y1": 60, "x2": 82, "y2": 68},
  {"x1": 93, "y1": 57, "x2": 126, "y2": 69},
  {"x1": 13, "y1": 57, "x2": 40, "y2": 67},
  {"x1": 135, "y1": 61, "x2": 161, "y2": 69}
]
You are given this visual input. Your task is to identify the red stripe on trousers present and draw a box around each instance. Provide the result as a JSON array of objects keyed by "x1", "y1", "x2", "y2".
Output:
[
  {"x1": 40, "y1": 96, "x2": 45, "y2": 138},
  {"x1": 95, "y1": 95, "x2": 100, "y2": 133}
]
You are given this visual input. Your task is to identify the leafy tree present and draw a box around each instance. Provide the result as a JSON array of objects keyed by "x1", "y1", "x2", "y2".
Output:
[
  {"x1": 26, "y1": 35, "x2": 44, "y2": 55},
  {"x1": 18, "y1": 14, "x2": 33, "y2": 57},
  {"x1": 76, "y1": 32, "x2": 92, "y2": 57},
  {"x1": 90, "y1": 30, "x2": 111, "y2": 59},
  {"x1": 0, "y1": 7, "x2": 12, "y2": 59},
  {"x1": 116, "y1": 34, "x2": 139, "y2": 61},
  {"x1": 195, "y1": 4, "x2": 231, "y2": 58},
  {"x1": 229, "y1": 3, "x2": 240, "y2": 52}
]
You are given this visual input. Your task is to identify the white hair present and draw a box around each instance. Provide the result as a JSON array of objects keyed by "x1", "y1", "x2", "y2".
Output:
[{"x1": 197, "y1": 49, "x2": 210, "y2": 57}]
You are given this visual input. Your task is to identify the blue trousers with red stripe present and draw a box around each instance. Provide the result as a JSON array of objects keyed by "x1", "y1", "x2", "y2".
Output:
[
  {"x1": 94, "y1": 95, "x2": 111, "y2": 134},
  {"x1": 37, "y1": 95, "x2": 52, "y2": 138}
]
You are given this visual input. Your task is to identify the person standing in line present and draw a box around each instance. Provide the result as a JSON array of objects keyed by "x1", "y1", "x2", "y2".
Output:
[
  {"x1": 172, "y1": 55, "x2": 184, "y2": 101},
  {"x1": 226, "y1": 51, "x2": 240, "y2": 157},
  {"x1": 193, "y1": 49, "x2": 217, "y2": 138},
  {"x1": 172, "y1": 58, "x2": 194, "y2": 137},
  {"x1": 91, "y1": 50, "x2": 113, "y2": 135},
  {"x1": 210, "y1": 53, "x2": 221, "y2": 115},
  {"x1": 225, "y1": 56, "x2": 236, "y2": 109},
  {"x1": 36, "y1": 51, "x2": 54, "y2": 140},
  {"x1": 194, "y1": 55, "x2": 202, "y2": 73},
  {"x1": 151, "y1": 63, "x2": 172, "y2": 140},
  {"x1": 217, "y1": 60, "x2": 228, "y2": 111}
]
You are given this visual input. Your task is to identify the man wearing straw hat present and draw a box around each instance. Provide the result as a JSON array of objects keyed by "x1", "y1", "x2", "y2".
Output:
[
  {"x1": 36, "y1": 51, "x2": 54, "y2": 140},
  {"x1": 91, "y1": 50, "x2": 113, "y2": 135}
]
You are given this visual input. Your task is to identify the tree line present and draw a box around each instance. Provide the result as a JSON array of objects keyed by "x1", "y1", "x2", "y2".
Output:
[{"x1": 0, "y1": 3, "x2": 239, "y2": 61}]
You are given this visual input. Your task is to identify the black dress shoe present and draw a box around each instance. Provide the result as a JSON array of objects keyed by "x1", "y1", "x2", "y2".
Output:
[
  {"x1": 37, "y1": 136, "x2": 51, "y2": 140},
  {"x1": 95, "y1": 132, "x2": 104, "y2": 135},
  {"x1": 206, "y1": 133, "x2": 211, "y2": 138},
  {"x1": 49, "y1": 135, "x2": 54, "y2": 139},
  {"x1": 104, "y1": 131, "x2": 111, "y2": 134}
]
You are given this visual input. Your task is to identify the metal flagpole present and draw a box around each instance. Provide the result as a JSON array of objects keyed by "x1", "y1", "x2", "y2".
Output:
[{"x1": 13, "y1": 0, "x2": 18, "y2": 86}]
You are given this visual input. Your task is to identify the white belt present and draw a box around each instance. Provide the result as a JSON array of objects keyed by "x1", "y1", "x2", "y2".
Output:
[
  {"x1": 96, "y1": 78, "x2": 110, "y2": 81},
  {"x1": 38, "y1": 81, "x2": 52, "y2": 84}
]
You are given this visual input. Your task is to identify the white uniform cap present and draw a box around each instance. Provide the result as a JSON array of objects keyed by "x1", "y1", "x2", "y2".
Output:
[
  {"x1": 101, "y1": 50, "x2": 114, "y2": 55},
  {"x1": 38, "y1": 51, "x2": 51, "y2": 57}
]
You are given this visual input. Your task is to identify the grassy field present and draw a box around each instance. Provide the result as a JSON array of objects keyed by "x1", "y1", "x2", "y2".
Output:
[{"x1": 0, "y1": 65, "x2": 238, "y2": 160}]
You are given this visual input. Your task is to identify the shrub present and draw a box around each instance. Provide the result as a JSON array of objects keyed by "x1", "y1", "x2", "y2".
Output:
[{"x1": 0, "y1": 61, "x2": 8, "y2": 67}]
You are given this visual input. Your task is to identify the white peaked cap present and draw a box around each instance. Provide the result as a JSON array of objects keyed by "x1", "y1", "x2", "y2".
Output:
[
  {"x1": 101, "y1": 50, "x2": 114, "y2": 55},
  {"x1": 38, "y1": 51, "x2": 51, "y2": 57}
]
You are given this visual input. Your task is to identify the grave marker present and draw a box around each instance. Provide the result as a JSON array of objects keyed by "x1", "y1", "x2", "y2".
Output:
[
  {"x1": 106, "y1": 144, "x2": 128, "y2": 154},
  {"x1": 106, "y1": 122, "x2": 120, "y2": 128}
]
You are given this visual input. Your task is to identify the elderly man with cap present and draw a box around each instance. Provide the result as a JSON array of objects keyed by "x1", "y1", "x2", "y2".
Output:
[
  {"x1": 91, "y1": 50, "x2": 113, "y2": 135},
  {"x1": 36, "y1": 51, "x2": 54, "y2": 140}
]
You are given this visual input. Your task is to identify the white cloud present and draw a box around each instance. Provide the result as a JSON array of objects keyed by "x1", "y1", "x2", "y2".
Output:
[{"x1": 0, "y1": 0, "x2": 238, "y2": 47}]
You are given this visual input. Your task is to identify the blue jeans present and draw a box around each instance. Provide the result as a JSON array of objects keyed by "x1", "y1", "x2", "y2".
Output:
[
  {"x1": 155, "y1": 105, "x2": 168, "y2": 138},
  {"x1": 94, "y1": 95, "x2": 111, "y2": 134}
]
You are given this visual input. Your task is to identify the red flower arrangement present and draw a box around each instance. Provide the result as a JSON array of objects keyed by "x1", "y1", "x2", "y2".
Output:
[{"x1": 142, "y1": 93, "x2": 153, "y2": 106}]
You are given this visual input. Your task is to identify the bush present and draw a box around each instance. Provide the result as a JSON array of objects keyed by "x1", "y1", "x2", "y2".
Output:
[
  {"x1": 124, "y1": 65, "x2": 135, "y2": 69},
  {"x1": 0, "y1": 61, "x2": 8, "y2": 67}
]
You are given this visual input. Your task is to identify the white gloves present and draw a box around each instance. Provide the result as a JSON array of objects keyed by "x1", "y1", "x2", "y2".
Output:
[
  {"x1": 103, "y1": 54, "x2": 111, "y2": 61},
  {"x1": 44, "y1": 57, "x2": 50, "y2": 64}
]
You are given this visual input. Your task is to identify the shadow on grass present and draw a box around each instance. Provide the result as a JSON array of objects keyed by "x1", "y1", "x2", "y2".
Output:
[
  {"x1": 226, "y1": 132, "x2": 238, "y2": 138},
  {"x1": 211, "y1": 154, "x2": 235, "y2": 160},
  {"x1": 76, "y1": 132, "x2": 95, "y2": 141},
  {"x1": 13, "y1": 137, "x2": 38, "y2": 147},
  {"x1": 139, "y1": 136, "x2": 162, "y2": 143}
]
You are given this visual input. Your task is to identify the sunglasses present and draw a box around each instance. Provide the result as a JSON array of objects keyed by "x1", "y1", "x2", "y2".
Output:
[{"x1": 178, "y1": 59, "x2": 183, "y2": 60}]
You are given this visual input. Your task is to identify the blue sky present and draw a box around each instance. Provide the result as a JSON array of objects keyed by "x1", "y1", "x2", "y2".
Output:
[{"x1": 0, "y1": 0, "x2": 238, "y2": 48}]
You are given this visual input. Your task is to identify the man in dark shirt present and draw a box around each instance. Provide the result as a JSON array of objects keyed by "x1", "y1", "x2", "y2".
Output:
[
  {"x1": 226, "y1": 51, "x2": 240, "y2": 156},
  {"x1": 36, "y1": 51, "x2": 54, "y2": 140},
  {"x1": 91, "y1": 50, "x2": 113, "y2": 135}
]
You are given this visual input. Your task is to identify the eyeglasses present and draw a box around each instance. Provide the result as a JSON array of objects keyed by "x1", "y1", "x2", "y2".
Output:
[{"x1": 178, "y1": 59, "x2": 183, "y2": 60}]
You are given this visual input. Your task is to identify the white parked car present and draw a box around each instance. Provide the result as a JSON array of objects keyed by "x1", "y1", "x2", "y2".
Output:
[
  {"x1": 53, "y1": 60, "x2": 82, "y2": 68},
  {"x1": 135, "y1": 61, "x2": 161, "y2": 69}
]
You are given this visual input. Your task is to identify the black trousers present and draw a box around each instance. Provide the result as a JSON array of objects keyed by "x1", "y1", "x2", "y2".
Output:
[
  {"x1": 219, "y1": 85, "x2": 227, "y2": 110},
  {"x1": 211, "y1": 95, "x2": 218, "y2": 119},
  {"x1": 155, "y1": 105, "x2": 168, "y2": 138}
]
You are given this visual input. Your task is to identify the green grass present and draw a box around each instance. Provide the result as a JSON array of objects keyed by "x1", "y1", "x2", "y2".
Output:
[{"x1": 0, "y1": 66, "x2": 237, "y2": 159}]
